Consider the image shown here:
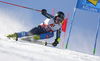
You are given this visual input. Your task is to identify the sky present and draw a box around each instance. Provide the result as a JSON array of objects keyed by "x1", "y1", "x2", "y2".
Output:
[{"x1": 0, "y1": 0, "x2": 100, "y2": 56}]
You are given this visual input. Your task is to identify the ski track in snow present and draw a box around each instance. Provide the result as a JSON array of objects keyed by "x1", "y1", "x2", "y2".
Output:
[{"x1": 0, "y1": 37, "x2": 100, "y2": 61}]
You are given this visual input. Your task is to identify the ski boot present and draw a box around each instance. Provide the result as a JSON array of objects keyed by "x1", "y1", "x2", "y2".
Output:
[
  {"x1": 43, "y1": 41, "x2": 47, "y2": 46},
  {"x1": 6, "y1": 33, "x2": 18, "y2": 41},
  {"x1": 32, "y1": 35, "x2": 40, "y2": 40}
]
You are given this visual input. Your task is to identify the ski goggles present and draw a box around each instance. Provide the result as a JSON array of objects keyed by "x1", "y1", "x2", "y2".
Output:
[{"x1": 56, "y1": 17, "x2": 63, "y2": 22}]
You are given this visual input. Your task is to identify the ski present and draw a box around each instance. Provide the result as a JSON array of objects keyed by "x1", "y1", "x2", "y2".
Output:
[
  {"x1": 20, "y1": 36, "x2": 52, "y2": 46},
  {"x1": 6, "y1": 35, "x2": 52, "y2": 46}
]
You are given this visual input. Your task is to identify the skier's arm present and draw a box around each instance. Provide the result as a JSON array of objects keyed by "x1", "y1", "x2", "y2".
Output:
[
  {"x1": 41, "y1": 9, "x2": 54, "y2": 19},
  {"x1": 56, "y1": 28, "x2": 61, "y2": 39},
  {"x1": 52, "y1": 28, "x2": 61, "y2": 47}
]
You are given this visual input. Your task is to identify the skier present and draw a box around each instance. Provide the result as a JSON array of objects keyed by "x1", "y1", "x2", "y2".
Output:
[{"x1": 7, "y1": 9, "x2": 65, "y2": 47}]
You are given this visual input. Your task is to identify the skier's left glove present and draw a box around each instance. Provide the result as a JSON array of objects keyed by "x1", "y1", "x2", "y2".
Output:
[
  {"x1": 41, "y1": 9, "x2": 47, "y2": 15},
  {"x1": 52, "y1": 38, "x2": 60, "y2": 47}
]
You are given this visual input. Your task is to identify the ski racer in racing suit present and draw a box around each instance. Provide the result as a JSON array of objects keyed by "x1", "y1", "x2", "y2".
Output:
[{"x1": 7, "y1": 9, "x2": 65, "y2": 47}]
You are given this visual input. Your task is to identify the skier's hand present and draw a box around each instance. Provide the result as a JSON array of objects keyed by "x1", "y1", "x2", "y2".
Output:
[
  {"x1": 52, "y1": 39, "x2": 59, "y2": 47},
  {"x1": 41, "y1": 9, "x2": 47, "y2": 15}
]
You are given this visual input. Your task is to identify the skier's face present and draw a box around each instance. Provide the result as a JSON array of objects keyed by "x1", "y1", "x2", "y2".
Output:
[{"x1": 55, "y1": 17, "x2": 63, "y2": 24}]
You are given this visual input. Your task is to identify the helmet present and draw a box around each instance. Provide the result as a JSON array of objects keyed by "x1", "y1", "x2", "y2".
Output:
[{"x1": 55, "y1": 11, "x2": 65, "y2": 19}]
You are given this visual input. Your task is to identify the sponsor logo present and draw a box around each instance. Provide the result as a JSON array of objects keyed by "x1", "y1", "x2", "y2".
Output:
[
  {"x1": 88, "y1": 0, "x2": 98, "y2": 6},
  {"x1": 46, "y1": 35, "x2": 49, "y2": 38}
]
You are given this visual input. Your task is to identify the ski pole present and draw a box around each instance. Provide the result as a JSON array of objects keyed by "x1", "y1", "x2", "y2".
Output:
[
  {"x1": 0, "y1": 1, "x2": 41, "y2": 12},
  {"x1": 44, "y1": 42, "x2": 52, "y2": 46},
  {"x1": 47, "y1": 43, "x2": 52, "y2": 45}
]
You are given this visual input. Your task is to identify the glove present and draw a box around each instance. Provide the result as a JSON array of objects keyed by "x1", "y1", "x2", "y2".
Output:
[
  {"x1": 41, "y1": 9, "x2": 47, "y2": 15},
  {"x1": 52, "y1": 38, "x2": 59, "y2": 47}
]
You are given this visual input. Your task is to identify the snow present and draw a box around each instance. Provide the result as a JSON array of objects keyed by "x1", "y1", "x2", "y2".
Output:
[{"x1": 0, "y1": 38, "x2": 100, "y2": 61}]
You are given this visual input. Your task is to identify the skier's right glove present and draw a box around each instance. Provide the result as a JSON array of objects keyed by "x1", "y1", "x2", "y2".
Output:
[
  {"x1": 41, "y1": 9, "x2": 47, "y2": 15},
  {"x1": 52, "y1": 38, "x2": 60, "y2": 47}
]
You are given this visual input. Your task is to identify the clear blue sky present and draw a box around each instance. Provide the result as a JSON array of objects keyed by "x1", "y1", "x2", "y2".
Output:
[{"x1": 0, "y1": 0, "x2": 100, "y2": 56}]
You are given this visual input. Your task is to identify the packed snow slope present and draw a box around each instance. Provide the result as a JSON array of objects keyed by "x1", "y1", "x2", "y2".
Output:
[{"x1": 0, "y1": 38, "x2": 100, "y2": 61}]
